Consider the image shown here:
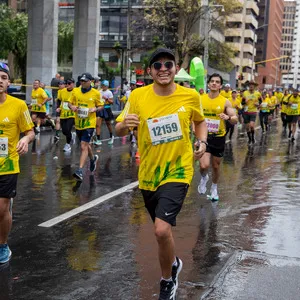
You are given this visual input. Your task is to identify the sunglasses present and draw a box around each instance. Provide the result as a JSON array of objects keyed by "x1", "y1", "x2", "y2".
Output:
[
  {"x1": 66, "y1": 82, "x2": 73, "y2": 85},
  {"x1": 0, "y1": 62, "x2": 9, "y2": 72},
  {"x1": 152, "y1": 61, "x2": 174, "y2": 71}
]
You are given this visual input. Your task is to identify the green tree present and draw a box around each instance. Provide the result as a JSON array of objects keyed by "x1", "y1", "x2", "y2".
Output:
[
  {"x1": 58, "y1": 21, "x2": 74, "y2": 64},
  {"x1": 0, "y1": 4, "x2": 28, "y2": 82},
  {"x1": 141, "y1": 0, "x2": 241, "y2": 70}
]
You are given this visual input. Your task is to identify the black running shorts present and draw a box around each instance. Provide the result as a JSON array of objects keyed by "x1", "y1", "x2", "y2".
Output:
[
  {"x1": 141, "y1": 182, "x2": 189, "y2": 226},
  {"x1": 206, "y1": 136, "x2": 226, "y2": 158},
  {"x1": 0, "y1": 174, "x2": 18, "y2": 199}
]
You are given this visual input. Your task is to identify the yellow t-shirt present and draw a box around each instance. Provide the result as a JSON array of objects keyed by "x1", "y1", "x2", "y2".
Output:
[
  {"x1": 243, "y1": 90, "x2": 261, "y2": 114},
  {"x1": 281, "y1": 94, "x2": 290, "y2": 114},
  {"x1": 220, "y1": 90, "x2": 232, "y2": 99},
  {"x1": 274, "y1": 92, "x2": 283, "y2": 103},
  {"x1": 286, "y1": 95, "x2": 300, "y2": 116},
  {"x1": 69, "y1": 87, "x2": 103, "y2": 130},
  {"x1": 116, "y1": 84, "x2": 205, "y2": 191},
  {"x1": 260, "y1": 97, "x2": 270, "y2": 113},
  {"x1": 31, "y1": 87, "x2": 48, "y2": 113},
  {"x1": 58, "y1": 88, "x2": 75, "y2": 119},
  {"x1": 229, "y1": 97, "x2": 242, "y2": 115},
  {"x1": 268, "y1": 96, "x2": 277, "y2": 110},
  {"x1": 201, "y1": 94, "x2": 227, "y2": 137},
  {"x1": 0, "y1": 95, "x2": 34, "y2": 175}
]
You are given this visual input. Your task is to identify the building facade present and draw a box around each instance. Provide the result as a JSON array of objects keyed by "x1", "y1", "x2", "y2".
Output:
[
  {"x1": 282, "y1": 0, "x2": 300, "y2": 88},
  {"x1": 280, "y1": 0, "x2": 296, "y2": 87},
  {"x1": 224, "y1": 0, "x2": 260, "y2": 85},
  {"x1": 256, "y1": 0, "x2": 285, "y2": 89}
]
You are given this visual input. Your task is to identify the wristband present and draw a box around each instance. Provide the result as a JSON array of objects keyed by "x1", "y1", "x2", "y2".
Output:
[{"x1": 197, "y1": 140, "x2": 208, "y2": 147}]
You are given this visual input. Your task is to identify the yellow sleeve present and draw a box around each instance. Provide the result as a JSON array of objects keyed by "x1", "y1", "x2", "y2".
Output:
[
  {"x1": 116, "y1": 93, "x2": 137, "y2": 122},
  {"x1": 42, "y1": 90, "x2": 48, "y2": 100},
  {"x1": 95, "y1": 90, "x2": 103, "y2": 107},
  {"x1": 17, "y1": 101, "x2": 34, "y2": 132},
  {"x1": 191, "y1": 94, "x2": 205, "y2": 122}
]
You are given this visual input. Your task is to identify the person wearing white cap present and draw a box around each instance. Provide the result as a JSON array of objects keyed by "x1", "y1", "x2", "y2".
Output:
[{"x1": 220, "y1": 83, "x2": 232, "y2": 100}]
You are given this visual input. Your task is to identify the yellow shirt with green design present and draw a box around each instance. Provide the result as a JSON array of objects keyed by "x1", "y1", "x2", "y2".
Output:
[
  {"x1": 69, "y1": 87, "x2": 103, "y2": 130},
  {"x1": 0, "y1": 95, "x2": 34, "y2": 174},
  {"x1": 116, "y1": 84, "x2": 205, "y2": 191},
  {"x1": 286, "y1": 95, "x2": 300, "y2": 116},
  {"x1": 31, "y1": 87, "x2": 48, "y2": 113},
  {"x1": 243, "y1": 90, "x2": 262, "y2": 114},
  {"x1": 58, "y1": 88, "x2": 75, "y2": 119}
]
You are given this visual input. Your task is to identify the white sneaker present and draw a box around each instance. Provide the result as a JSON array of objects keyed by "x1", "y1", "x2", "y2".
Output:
[
  {"x1": 198, "y1": 174, "x2": 209, "y2": 194},
  {"x1": 108, "y1": 136, "x2": 114, "y2": 145},
  {"x1": 210, "y1": 187, "x2": 219, "y2": 201},
  {"x1": 63, "y1": 143, "x2": 71, "y2": 152},
  {"x1": 94, "y1": 139, "x2": 102, "y2": 146}
]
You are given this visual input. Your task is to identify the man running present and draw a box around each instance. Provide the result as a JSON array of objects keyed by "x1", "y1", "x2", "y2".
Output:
[
  {"x1": 198, "y1": 74, "x2": 237, "y2": 201},
  {"x1": 30, "y1": 79, "x2": 49, "y2": 133},
  {"x1": 54, "y1": 80, "x2": 66, "y2": 142},
  {"x1": 57, "y1": 78, "x2": 76, "y2": 152},
  {"x1": 93, "y1": 80, "x2": 114, "y2": 146},
  {"x1": 115, "y1": 48, "x2": 207, "y2": 300},
  {"x1": 286, "y1": 89, "x2": 300, "y2": 142},
  {"x1": 0, "y1": 62, "x2": 35, "y2": 264},
  {"x1": 68, "y1": 72, "x2": 103, "y2": 181},
  {"x1": 242, "y1": 81, "x2": 262, "y2": 144}
]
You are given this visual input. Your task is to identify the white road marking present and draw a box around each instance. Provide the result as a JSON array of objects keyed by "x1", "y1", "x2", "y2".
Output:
[{"x1": 38, "y1": 181, "x2": 139, "y2": 228}]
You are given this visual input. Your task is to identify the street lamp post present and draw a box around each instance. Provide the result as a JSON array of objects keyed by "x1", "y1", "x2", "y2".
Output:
[{"x1": 251, "y1": 23, "x2": 269, "y2": 80}]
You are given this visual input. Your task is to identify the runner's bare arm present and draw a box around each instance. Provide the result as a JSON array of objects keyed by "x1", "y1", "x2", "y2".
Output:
[
  {"x1": 193, "y1": 120, "x2": 207, "y2": 159},
  {"x1": 220, "y1": 100, "x2": 238, "y2": 124},
  {"x1": 16, "y1": 129, "x2": 35, "y2": 155}
]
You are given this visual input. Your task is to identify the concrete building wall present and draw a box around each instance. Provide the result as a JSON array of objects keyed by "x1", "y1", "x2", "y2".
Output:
[
  {"x1": 257, "y1": 0, "x2": 285, "y2": 89},
  {"x1": 72, "y1": 0, "x2": 100, "y2": 80},
  {"x1": 26, "y1": 0, "x2": 58, "y2": 97}
]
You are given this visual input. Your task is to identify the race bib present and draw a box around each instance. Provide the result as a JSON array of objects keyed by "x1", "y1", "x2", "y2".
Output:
[
  {"x1": 0, "y1": 137, "x2": 8, "y2": 157},
  {"x1": 205, "y1": 118, "x2": 220, "y2": 133},
  {"x1": 77, "y1": 107, "x2": 89, "y2": 118},
  {"x1": 31, "y1": 99, "x2": 37, "y2": 105},
  {"x1": 291, "y1": 103, "x2": 298, "y2": 110},
  {"x1": 63, "y1": 102, "x2": 70, "y2": 110},
  {"x1": 147, "y1": 114, "x2": 183, "y2": 145},
  {"x1": 244, "y1": 106, "x2": 248, "y2": 112},
  {"x1": 261, "y1": 103, "x2": 267, "y2": 108}
]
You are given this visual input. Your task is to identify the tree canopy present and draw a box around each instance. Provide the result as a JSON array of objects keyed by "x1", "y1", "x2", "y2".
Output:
[
  {"x1": 0, "y1": 4, "x2": 28, "y2": 82},
  {"x1": 139, "y1": 0, "x2": 241, "y2": 71}
]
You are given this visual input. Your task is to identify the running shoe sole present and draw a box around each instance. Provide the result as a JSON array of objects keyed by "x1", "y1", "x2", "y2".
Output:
[{"x1": 73, "y1": 172, "x2": 83, "y2": 181}]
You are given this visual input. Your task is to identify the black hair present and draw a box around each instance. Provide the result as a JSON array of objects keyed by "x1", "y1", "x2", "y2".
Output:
[{"x1": 207, "y1": 73, "x2": 223, "y2": 85}]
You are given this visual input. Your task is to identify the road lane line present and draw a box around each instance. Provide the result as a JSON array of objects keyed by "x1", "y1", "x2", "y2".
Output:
[{"x1": 38, "y1": 181, "x2": 139, "y2": 228}]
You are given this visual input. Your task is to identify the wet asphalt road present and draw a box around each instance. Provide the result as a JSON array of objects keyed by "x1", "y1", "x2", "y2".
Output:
[{"x1": 1, "y1": 119, "x2": 300, "y2": 300}]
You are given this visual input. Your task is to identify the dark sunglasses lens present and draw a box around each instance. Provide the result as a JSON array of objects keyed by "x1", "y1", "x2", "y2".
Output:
[
  {"x1": 153, "y1": 62, "x2": 162, "y2": 70},
  {"x1": 164, "y1": 61, "x2": 173, "y2": 69}
]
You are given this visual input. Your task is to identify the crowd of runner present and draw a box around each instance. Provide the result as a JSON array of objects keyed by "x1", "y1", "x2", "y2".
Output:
[{"x1": 1, "y1": 48, "x2": 300, "y2": 300}]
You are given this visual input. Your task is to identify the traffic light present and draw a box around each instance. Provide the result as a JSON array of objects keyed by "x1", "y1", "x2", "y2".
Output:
[{"x1": 238, "y1": 73, "x2": 244, "y2": 81}]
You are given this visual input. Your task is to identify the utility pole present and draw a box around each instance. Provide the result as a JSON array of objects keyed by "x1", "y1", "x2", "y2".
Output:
[
  {"x1": 126, "y1": 0, "x2": 132, "y2": 83},
  {"x1": 203, "y1": 0, "x2": 209, "y2": 89}
]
